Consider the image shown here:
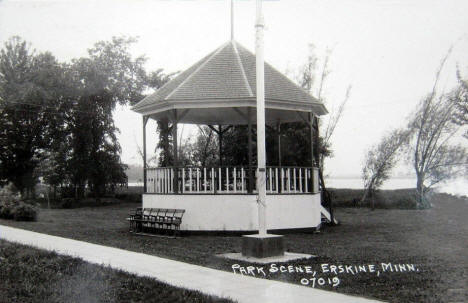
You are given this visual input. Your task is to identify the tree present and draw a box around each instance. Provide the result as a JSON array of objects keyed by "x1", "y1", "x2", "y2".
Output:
[
  {"x1": 191, "y1": 126, "x2": 218, "y2": 167},
  {"x1": 0, "y1": 37, "x2": 69, "y2": 197},
  {"x1": 406, "y1": 54, "x2": 468, "y2": 208},
  {"x1": 451, "y1": 69, "x2": 468, "y2": 138},
  {"x1": 361, "y1": 129, "x2": 410, "y2": 209},
  {"x1": 297, "y1": 45, "x2": 351, "y2": 172},
  {"x1": 65, "y1": 36, "x2": 147, "y2": 198}
]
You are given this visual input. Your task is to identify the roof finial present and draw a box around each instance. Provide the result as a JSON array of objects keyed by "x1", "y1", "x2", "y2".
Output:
[{"x1": 231, "y1": 0, "x2": 234, "y2": 40}]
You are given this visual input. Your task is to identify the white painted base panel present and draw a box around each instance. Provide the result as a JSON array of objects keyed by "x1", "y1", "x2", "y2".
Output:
[{"x1": 142, "y1": 194, "x2": 321, "y2": 231}]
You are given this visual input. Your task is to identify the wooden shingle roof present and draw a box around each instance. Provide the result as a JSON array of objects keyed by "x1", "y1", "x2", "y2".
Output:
[{"x1": 132, "y1": 40, "x2": 327, "y2": 124}]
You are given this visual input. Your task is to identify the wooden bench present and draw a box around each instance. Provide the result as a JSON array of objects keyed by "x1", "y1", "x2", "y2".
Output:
[{"x1": 127, "y1": 207, "x2": 185, "y2": 236}]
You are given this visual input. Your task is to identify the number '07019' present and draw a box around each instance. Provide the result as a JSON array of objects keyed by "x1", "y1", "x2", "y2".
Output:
[{"x1": 300, "y1": 276, "x2": 340, "y2": 288}]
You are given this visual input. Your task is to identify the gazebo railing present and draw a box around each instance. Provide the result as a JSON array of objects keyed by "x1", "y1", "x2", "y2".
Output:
[{"x1": 145, "y1": 166, "x2": 319, "y2": 194}]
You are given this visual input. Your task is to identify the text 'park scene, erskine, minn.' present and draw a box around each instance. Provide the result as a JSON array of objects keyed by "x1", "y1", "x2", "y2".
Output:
[{"x1": 0, "y1": 1, "x2": 467, "y2": 303}]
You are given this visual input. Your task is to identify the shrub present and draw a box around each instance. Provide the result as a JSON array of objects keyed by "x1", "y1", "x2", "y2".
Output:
[
  {"x1": 0, "y1": 184, "x2": 38, "y2": 221},
  {"x1": 11, "y1": 202, "x2": 37, "y2": 221},
  {"x1": 0, "y1": 184, "x2": 20, "y2": 219},
  {"x1": 0, "y1": 201, "x2": 16, "y2": 219}
]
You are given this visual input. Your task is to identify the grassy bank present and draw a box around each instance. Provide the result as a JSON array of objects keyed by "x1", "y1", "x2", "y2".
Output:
[
  {"x1": 329, "y1": 188, "x2": 429, "y2": 209},
  {"x1": 1, "y1": 192, "x2": 466, "y2": 302},
  {"x1": 0, "y1": 240, "x2": 232, "y2": 303}
]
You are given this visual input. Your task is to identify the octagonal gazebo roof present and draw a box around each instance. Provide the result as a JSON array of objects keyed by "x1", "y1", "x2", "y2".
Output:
[{"x1": 132, "y1": 40, "x2": 327, "y2": 125}]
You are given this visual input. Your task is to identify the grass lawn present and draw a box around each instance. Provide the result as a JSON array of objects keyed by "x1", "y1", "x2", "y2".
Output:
[
  {"x1": 1, "y1": 192, "x2": 467, "y2": 302},
  {"x1": 0, "y1": 240, "x2": 232, "y2": 303}
]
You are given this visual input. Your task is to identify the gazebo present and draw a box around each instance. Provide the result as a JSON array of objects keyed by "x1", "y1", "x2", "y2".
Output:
[{"x1": 132, "y1": 39, "x2": 330, "y2": 232}]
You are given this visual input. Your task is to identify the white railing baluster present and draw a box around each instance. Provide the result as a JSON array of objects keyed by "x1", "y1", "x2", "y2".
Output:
[
  {"x1": 189, "y1": 168, "x2": 192, "y2": 192},
  {"x1": 269, "y1": 167, "x2": 273, "y2": 193},
  {"x1": 293, "y1": 168, "x2": 297, "y2": 193},
  {"x1": 241, "y1": 168, "x2": 245, "y2": 192},
  {"x1": 211, "y1": 168, "x2": 215, "y2": 193},
  {"x1": 287, "y1": 168, "x2": 291, "y2": 193},
  {"x1": 160, "y1": 169, "x2": 163, "y2": 193},
  {"x1": 196, "y1": 168, "x2": 200, "y2": 192},
  {"x1": 157, "y1": 169, "x2": 160, "y2": 193},
  {"x1": 275, "y1": 168, "x2": 278, "y2": 193},
  {"x1": 226, "y1": 167, "x2": 229, "y2": 193},
  {"x1": 162, "y1": 169, "x2": 166, "y2": 193},
  {"x1": 166, "y1": 168, "x2": 169, "y2": 193},
  {"x1": 281, "y1": 168, "x2": 284, "y2": 192},
  {"x1": 154, "y1": 170, "x2": 157, "y2": 193},
  {"x1": 181, "y1": 168, "x2": 185, "y2": 193},
  {"x1": 233, "y1": 167, "x2": 237, "y2": 193},
  {"x1": 218, "y1": 168, "x2": 222, "y2": 192},
  {"x1": 162, "y1": 169, "x2": 165, "y2": 192},
  {"x1": 305, "y1": 168, "x2": 309, "y2": 193},
  {"x1": 299, "y1": 168, "x2": 302, "y2": 193},
  {"x1": 159, "y1": 169, "x2": 162, "y2": 193},
  {"x1": 204, "y1": 168, "x2": 207, "y2": 193},
  {"x1": 167, "y1": 168, "x2": 170, "y2": 193},
  {"x1": 169, "y1": 169, "x2": 173, "y2": 193}
]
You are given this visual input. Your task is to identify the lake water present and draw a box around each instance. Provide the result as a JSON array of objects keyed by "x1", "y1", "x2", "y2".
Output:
[{"x1": 325, "y1": 177, "x2": 468, "y2": 197}]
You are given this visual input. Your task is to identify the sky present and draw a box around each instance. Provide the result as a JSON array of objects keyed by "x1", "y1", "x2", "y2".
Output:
[{"x1": 1, "y1": 0, "x2": 467, "y2": 181}]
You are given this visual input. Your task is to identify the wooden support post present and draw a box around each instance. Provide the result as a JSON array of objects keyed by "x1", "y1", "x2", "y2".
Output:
[
  {"x1": 218, "y1": 125, "x2": 223, "y2": 167},
  {"x1": 277, "y1": 121, "x2": 281, "y2": 167},
  {"x1": 173, "y1": 110, "x2": 179, "y2": 193},
  {"x1": 143, "y1": 116, "x2": 148, "y2": 193},
  {"x1": 248, "y1": 107, "x2": 253, "y2": 194},
  {"x1": 164, "y1": 119, "x2": 170, "y2": 166},
  {"x1": 309, "y1": 112, "x2": 315, "y2": 167},
  {"x1": 277, "y1": 121, "x2": 282, "y2": 193}
]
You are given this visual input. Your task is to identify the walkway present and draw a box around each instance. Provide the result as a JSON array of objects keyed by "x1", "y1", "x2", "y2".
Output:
[{"x1": 0, "y1": 225, "x2": 382, "y2": 303}]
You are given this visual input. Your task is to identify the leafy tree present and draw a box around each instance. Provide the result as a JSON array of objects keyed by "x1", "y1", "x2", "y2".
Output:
[
  {"x1": 361, "y1": 129, "x2": 410, "y2": 209},
  {"x1": 191, "y1": 126, "x2": 218, "y2": 167},
  {"x1": 406, "y1": 54, "x2": 468, "y2": 208},
  {"x1": 296, "y1": 44, "x2": 351, "y2": 176},
  {"x1": 451, "y1": 69, "x2": 468, "y2": 138},
  {"x1": 0, "y1": 37, "x2": 69, "y2": 197},
  {"x1": 156, "y1": 120, "x2": 174, "y2": 167},
  {"x1": 144, "y1": 70, "x2": 176, "y2": 167},
  {"x1": 65, "y1": 36, "x2": 147, "y2": 198}
]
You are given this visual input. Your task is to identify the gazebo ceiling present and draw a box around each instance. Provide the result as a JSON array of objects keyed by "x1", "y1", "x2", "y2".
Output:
[{"x1": 132, "y1": 40, "x2": 328, "y2": 125}]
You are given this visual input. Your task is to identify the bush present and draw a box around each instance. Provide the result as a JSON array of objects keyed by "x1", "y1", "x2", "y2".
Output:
[
  {"x1": 0, "y1": 184, "x2": 20, "y2": 219},
  {"x1": 0, "y1": 183, "x2": 38, "y2": 221},
  {"x1": 0, "y1": 201, "x2": 16, "y2": 219},
  {"x1": 11, "y1": 202, "x2": 37, "y2": 221}
]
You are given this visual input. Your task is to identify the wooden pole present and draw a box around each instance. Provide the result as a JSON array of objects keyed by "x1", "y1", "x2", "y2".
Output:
[
  {"x1": 218, "y1": 125, "x2": 223, "y2": 167},
  {"x1": 277, "y1": 121, "x2": 281, "y2": 167},
  {"x1": 248, "y1": 107, "x2": 253, "y2": 193},
  {"x1": 143, "y1": 116, "x2": 148, "y2": 193},
  {"x1": 173, "y1": 110, "x2": 178, "y2": 193},
  {"x1": 164, "y1": 119, "x2": 170, "y2": 167},
  {"x1": 277, "y1": 121, "x2": 281, "y2": 193},
  {"x1": 256, "y1": 0, "x2": 267, "y2": 235},
  {"x1": 309, "y1": 112, "x2": 315, "y2": 167}
]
